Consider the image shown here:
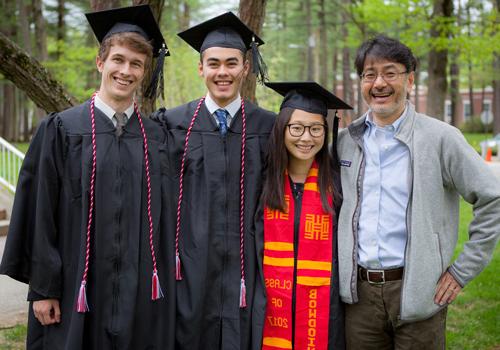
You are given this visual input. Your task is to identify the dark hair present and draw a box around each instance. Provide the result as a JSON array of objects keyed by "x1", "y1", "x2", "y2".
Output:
[
  {"x1": 98, "y1": 32, "x2": 153, "y2": 69},
  {"x1": 261, "y1": 107, "x2": 341, "y2": 214},
  {"x1": 354, "y1": 35, "x2": 417, "y2": 76}
]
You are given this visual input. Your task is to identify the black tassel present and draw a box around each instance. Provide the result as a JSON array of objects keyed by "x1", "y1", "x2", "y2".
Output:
[
  {"x1": 145, "y1": 44, "x2": 167, "y2": 99},
  {"x1": 251, "y1": 38, "x2": 268, "y2": 85},
  {"x1": 332, "y1": 110, "x2": 339, "y2": 151}
]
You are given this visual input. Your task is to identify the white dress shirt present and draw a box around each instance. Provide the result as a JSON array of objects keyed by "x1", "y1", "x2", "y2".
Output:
[{"x1": 94, "y1": 94, "x2": 134, "y2": 126}]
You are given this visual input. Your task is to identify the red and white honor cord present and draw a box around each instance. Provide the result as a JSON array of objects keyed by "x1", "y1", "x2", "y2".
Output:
[
  {"x1": 175, "y1": 97, "x2": 248, "y2": 308},
  {"x1": 77, "y1": 92, "x2": 163, "y2": 313}
]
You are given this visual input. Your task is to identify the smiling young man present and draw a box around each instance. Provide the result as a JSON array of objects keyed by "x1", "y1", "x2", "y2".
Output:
[
  {"x1": 336, "y1": 35, "x2": 500, "y2": 349},
  {"x1": 0, "y1": 5, "x2": 171, "y2": 350},
  {"x1": 152, "y1": 12, "x2": 275, "y2": 350}
]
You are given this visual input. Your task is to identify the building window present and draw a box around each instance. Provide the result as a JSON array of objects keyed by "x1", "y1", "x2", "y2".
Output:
[
  {"x1": 463, "y1": 101, "x2": 471, "y2": 121},
  {"x1": 444, "y1": 101, "x2": 452, "y2": 124},
  {"x1": 481, "y1": 100, "x2": 492, "y2": 124}
]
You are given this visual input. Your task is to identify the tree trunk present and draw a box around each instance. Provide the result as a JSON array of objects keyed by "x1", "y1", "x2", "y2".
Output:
[
  {"x1": 2, "y1": 0, "x2": 18, "y2": 141},
  {"x1": 3, "y1": 85, "x2": 16, "y2": 141},
  {"x1": 332, "y1": 47, "x2": 338, "y2": 95},
  {"x1": 466, "y1": 1, "x2": 475, "y2": 118},
  {"x1": 32, "y1": 0, "x2": 48, "y2": 62},
  {"x1": 318, "y1": 0, "x2": 327, "y2": 87},
  {"x1": 56, "y1": 0, "x2": 65, "y2": 59},
  {"x1": 426, "y1": 0, "x2": 453, "y2": 120},
  {"x1": 179, "y1": 1, "x2": 191, "y2": 31},
  {"x1": 238, "y1": 0, "x2": 267, "y2": 102},
  {"x1": 449, "y1": 0, "x2": 461, "y2": 126},
  {"x1": 449, "y1": 58, "x2": 461, "y2": 126},
  {"x1": 341, "y1": 4, "x2": 353, "y2": 124},
  {"x1": 467, "y1": 59, "x2": 474, "y2": 118},
  {"x1": 90, "y1": 0, "x2": 121, "y2": 11},
  {"x1": 19, "y1": 0, "x2": 33, "y2": 141},
  {"x1": 0, "y1": 32, "x2": 76, "y2": 112},
  {"x1": 32, "y1": 0, "x2": 49, "y2": 126},
  {"x1": 304, "y1": 0, "x2": 314, "y2": 81},
  {"x1": 414, "y1": 67, "x2": 420, "y2": 112}
]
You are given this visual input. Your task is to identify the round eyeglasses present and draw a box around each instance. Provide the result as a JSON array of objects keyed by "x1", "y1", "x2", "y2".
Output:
[
  {"x1": 287, "y1": 123, "x2": 326, "y2": 138},
  {"x1": 360, "y1": 71, "x2": 408, "y2": 83}
]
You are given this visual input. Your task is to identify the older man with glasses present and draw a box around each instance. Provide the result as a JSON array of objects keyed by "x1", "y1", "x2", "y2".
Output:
[{"x1": 336, "y1": 35, "x2": 500, "y2": 349}]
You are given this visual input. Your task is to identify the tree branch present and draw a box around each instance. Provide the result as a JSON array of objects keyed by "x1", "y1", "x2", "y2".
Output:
[{"x1": 0, "y1": 32, "x2": 76, "y2": 113}]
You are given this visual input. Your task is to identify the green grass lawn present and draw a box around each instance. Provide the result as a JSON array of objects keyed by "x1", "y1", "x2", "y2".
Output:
[
  {"x1": 463, "y1": 132, "x2": 494, "y2": 154},
  {"x1": 446, "y1": 201, "x2": 500, "y2": 350},
  {"x1": 13, "y1": 143, "x2": 29, "y2": 154}
]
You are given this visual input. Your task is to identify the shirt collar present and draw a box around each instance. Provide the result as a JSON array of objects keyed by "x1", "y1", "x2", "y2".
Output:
[
  {"x1": 365, "y1": 101, "x2": 409, "y2": 133},
  {"x1": 204, "y1": 93, "x2": 241, "y2": 118},
  {"x1": 94, "y1": 94, "x2": 134, "y2": 121}
]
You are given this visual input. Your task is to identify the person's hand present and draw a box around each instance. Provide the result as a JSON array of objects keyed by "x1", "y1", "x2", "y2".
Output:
[
  {"x1": 434, "y1": 271, "x2": 462, "y2": 306},
  {"x1": 33, "y1": 299, "x2": 61, "y2": 325}
]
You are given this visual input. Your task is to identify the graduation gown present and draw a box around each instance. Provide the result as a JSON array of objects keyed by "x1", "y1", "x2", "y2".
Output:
[
  {"x1": 153, "y1": 99, "x2": 275, "y2": 350},
  {"x1": 0, "y1": 100, "x2": 170, "y2": 350},
  {"x1": 254, "y1": 180, "x2": 345, "y2": 350}
]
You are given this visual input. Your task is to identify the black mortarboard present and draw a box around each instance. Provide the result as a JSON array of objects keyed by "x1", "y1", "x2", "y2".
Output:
[
  {"x1": 85, "y1": 5, "x2": 168, "y2": 58},
  {"x1": 86, "y1": 5, "x2": 169, "y2": 99},
  {"x1": 265, "y1": 81, "x2": 353, "y2": 116},
  {"x1": 178, "y1": 12, "x2": 268, "y2": 83}
]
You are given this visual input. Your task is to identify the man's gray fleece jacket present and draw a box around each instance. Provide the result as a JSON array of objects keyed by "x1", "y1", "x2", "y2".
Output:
[{"x1": 336, "y1": 103, "x2": 500, "y2": 322}]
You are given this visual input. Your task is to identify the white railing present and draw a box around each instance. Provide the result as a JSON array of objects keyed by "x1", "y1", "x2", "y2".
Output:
[{"x1": 0, "y1": 137, "x2": 25, "y2": 193}]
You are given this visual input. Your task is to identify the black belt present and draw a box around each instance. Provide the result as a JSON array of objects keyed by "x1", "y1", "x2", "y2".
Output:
[{"x1": 358, "y1": 266, "x2": 404, "y2": 285}]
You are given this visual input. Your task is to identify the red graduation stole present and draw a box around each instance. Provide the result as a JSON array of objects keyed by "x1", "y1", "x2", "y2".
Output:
[{"x1": 262, "y1": 163, "x2": 333, "y2": 350}]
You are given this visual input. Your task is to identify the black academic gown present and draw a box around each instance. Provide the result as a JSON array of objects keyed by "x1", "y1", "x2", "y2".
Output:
[
  {"x1": 153, "y1": 99, "x2": 275, "y2": 350},
  {"x1": 0, "y1": 100, "x2": 170, "y2": 350},
  {"x1": 254, "y1": 180, "x2": 345, "y2": 350}
]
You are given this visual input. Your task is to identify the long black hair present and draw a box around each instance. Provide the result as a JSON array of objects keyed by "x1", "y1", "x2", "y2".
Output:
[{"x1": 261, "y1": 107, "x2": 342, "y2": 214}]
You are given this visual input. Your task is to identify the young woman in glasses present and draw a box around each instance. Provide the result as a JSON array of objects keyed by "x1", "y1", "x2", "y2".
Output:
[{"x1": 254, "y1": 82, "x2": 351, "y2": 350}]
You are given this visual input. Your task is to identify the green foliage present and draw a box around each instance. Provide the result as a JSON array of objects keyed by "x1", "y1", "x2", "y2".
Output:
[
  {"x1": 460, "y1": 118, "x2": 493, "y2": 133},
  {"x1": 163, "y1": 33, "x2": 206, "y2": 107},
  {"x1": 44, "y1": 34, "x2": 97, "y2": 103}
]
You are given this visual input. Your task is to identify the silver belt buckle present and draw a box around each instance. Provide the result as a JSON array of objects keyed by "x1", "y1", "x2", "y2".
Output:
[{"x1": 367, "y1": 269, "x2": 385, "y2": 285}]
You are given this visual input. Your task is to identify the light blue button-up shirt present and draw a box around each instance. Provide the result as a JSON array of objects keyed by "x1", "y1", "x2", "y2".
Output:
[
  {"x1": 204, "y1": 93, "x2": 241, "y2": 128},
  {"x1": 358, "y1": 106, "x2": 411, "y2": 269}
]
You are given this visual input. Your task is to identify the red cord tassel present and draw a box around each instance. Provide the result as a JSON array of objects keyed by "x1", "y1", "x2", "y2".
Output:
[
  {"x1": 151, "y1": 270, "x2": 164, "y2": 300},
  {"x1": 239, "y1": 278, "x2": 247, "y2": 308},
  {"x1": 175, "y1": 254, "x2": 182, "y2": 281},
  {"x1": 76, "y1": 281, "x2": 89, "y2": 313}
]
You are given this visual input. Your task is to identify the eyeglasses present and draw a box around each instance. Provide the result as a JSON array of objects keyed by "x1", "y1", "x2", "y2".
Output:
[
  {"x1": 360, "y1": 71, "x2": 408, "y2": 83},
  {"x1": 287, "y1": 123, "x2": 326, "y2": 138}
]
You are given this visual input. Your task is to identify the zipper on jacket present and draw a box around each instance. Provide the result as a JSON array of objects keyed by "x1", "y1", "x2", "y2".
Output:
[
  {"x1": 219, "y1": 135, "x2": 229, "y2": 334},
  {"x1": 350, "y1": 148, "x2": 365, "y2": 304},
  {"x1": 111, "y1": 161, "x2": 122, "y2": 337},
  {"x1": 399, "y1": 142, "x2": 414, "y2": 321}
]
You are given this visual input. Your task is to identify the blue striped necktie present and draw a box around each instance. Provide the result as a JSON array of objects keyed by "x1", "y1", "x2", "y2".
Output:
[{"x1": 214, "y1": 109, "x2": 229, "y2": 136}]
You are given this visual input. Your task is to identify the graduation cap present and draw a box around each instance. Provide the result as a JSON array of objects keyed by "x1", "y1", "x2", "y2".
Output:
[
  {"x1": 265, "y1": 81, "x2": 353, "y2": 116},
  {"x1": 266, "y1": 81, "x2": 353, "y2": 150},
  {"x1": 178, "y1": 12, "x2": 268, "y2": 83},
  {"x1": 85, "y1": 5, "x2": 168, "y2": 99}
]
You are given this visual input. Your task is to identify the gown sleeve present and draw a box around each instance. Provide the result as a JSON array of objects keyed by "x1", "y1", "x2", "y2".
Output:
[{"x1": 0, "y1": 113, "x2": 65, "y2": 300}]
